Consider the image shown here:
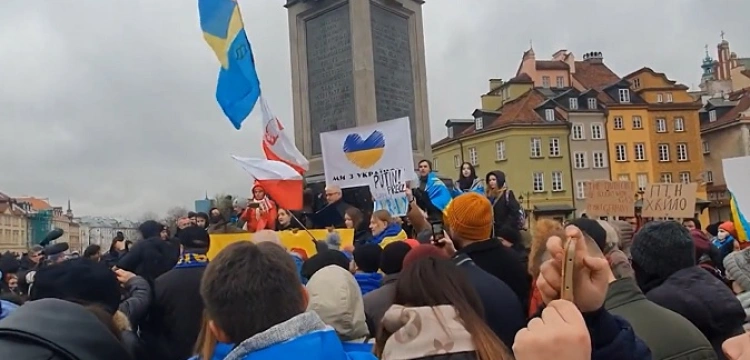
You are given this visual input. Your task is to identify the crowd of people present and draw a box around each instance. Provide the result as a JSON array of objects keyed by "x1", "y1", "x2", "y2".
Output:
[{"x1": 2, "y1": 161, "x2": 750, "y2": 359}]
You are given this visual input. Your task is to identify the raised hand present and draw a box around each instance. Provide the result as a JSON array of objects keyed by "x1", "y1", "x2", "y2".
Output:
[{"x1": 513, "y1": 300, "x2": 591, "y2": 360}]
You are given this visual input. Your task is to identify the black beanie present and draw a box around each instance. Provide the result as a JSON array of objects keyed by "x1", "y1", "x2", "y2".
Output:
[
  {"x1": 495, "y1": 226, "x2": 522, "y2": 245},
  {"x1": 380, "y1": 241, "x2": 412, "y2": 275},
  {"x1": 30, "y1": 258, "x2": 121, "y2": 315},
  {"x1": 353, "y1": 243, "x2": 383, "y2": 273},
  {"x1": 177, "y1": 226, "x2": 210, "y2": 250},
  {"x1": 631, "y1": 221, "x2": 695, "y2": 279},
  {"x1": 567, "y1": 218, "x2": 607, "y2": 252},
  {"x1": 301, "y1": 250, "x2": 350, "y2": 280},
  {"x1": 139, "y1": 220, "x2": 164, "y2": 239}
]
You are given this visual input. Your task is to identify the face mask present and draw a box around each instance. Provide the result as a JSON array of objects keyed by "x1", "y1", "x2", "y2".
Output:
[{"x1": 718, "y1": 230, "x2": 728, "y2": 240}]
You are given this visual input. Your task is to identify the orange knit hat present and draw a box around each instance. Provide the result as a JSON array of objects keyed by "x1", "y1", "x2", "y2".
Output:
[
  {"x1": 719, "y1": 221, "x2": 739, "y2": 240},
  {"x1": 444, "y1": 192, "x2": 493, "y2": 241}
]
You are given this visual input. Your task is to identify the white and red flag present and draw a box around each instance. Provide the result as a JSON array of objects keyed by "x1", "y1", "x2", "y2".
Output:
[
  {"x1": 260, "y1": 97, "x2": 308, "y2": 174},
  {"x1": 232, "y1": 156, "x2": 304, "y2": 211}
]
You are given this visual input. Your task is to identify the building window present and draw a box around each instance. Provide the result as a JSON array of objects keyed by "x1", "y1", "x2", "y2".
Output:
[
  {"x1": 660, "y1": 172, "x2": 672, "y2": 183},
  {"x1": 632, "y1": 116, "x2": 643, "y2": 129},
  {"x1": 587, "y1": 98, "x2": 597, "y2": 110},
  {"x1": 569, "y1": 98, "x2": 578, "y2": 110},
  {"x1": 592, "y1": 151, "x2": 607, "y2": 168},
  {"x1": 658, "y1": 144, "x2": 670, "y2": 161},
  {"x1": 702, "y1": 140, "x2": 710, "y2": 154},
  {"x1": 542, "y1": 76, "x2": 550, "y2": 88},
  {"x1": 677, "y1": 143, "x2": 688, "y2": 161},
  {"x1": 533, "y1": 172, "x2": 545, "y2": 192},
  {"x1": 666, "y1": 92, "x2": 673, "y2": 103},
  {"x1": 591, "y1": 123, "x2": 604, "y2": 139},
  {"x1": 615, "y1": 143, "x2": 627, "y2": 162},
  {"x1": 549, "y1": 138, "x2": 561, "y2": 157},
  {"x1": 613, "y1": 116, "x2": 624, "y2": 130},
  {"x1": 618, "y1": 89, "x2": 631, "y2": 103},
  {"x1": 674, "y1": 117, "x2": 685, "y2": 132},
  {"x1": 468, "y1": 147, "x2": 478, "y2": 165},
  {"x1": 634, "y1": 143, "x2": 646, "y2": 161},
  {"x1": 680, "y1": 172, "x2": 691, "y2": 184},
  {"x1": 530, "y1": 138, "x2": 542, "y2": 158},
  {"x1": 495, "y1": 141, "x2": 506, "y2": 160},
  {"x1": 618, "y1": 174, "x2": 630, "y2": 181},
  {"x1": 573, "y1": 152, "x2": 587, "y2": 169},
  {"x1": 576, "y1": 181, "x2": 587, "y2": 199},
  {"x1": 657, "y1": 93, "x2": 663, "y2": 103},
  {"x1": 706, "y1": 171, "x2": 714, "y2": 183},
  {"x1": 453, "y1": 155, "x2": 460, "y2": 168},
  {"x1": 545, "y1": 109, "x2": 555, "y2": 121},
  {"x1": 447, "y1": 127, "x2": 454, "y2": 138},
  {"x1": 556, "y1": 76, "x2": 565, "y2": 88},
  {"x1": 656, "y1": 118, "x2": 667, "y2": 132},
  {"x1": 632, "y1": 78, "x2": 641, "y2": 89},
  {"x1": 637, "y1": 173, "x2": 648, "y2": 191},
  {"x1": 572, "y1": 123, "x2": 585, "y2": 140},
  {"x1": 474, "y1": 117, "x2": 483, "y2": 131},
  {"x1": 709, "y1": 110, "x2": 717, "y2": 122},
  {"x1": 552, "y1": 171, "x2": 564, "y2": 192}
]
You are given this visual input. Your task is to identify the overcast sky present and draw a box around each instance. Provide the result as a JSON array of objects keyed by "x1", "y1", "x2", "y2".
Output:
[{"x1": 0, "y1": 0, "x2": 746, "y2": 219}]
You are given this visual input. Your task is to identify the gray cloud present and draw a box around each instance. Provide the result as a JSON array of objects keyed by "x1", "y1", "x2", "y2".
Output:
[{"x1": 0, "y1": 0, "x2": 745, "y2": 218}]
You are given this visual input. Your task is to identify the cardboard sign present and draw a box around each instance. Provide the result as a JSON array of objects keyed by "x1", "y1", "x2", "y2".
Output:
[
  {"x1": 584, "y1": 180, "x2": 636, "y2": 218},
  {"x1": 641, "y1": 183, "x2": 698, "y2": 219},
  {"x1": 371, "y1": 168, "x2": 409, "y2": 216},
  {"x1": 207, "y1": 229, "x2": 354, "y2": 260}
]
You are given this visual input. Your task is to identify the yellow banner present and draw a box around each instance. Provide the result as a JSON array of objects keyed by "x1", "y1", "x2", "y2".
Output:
[{"x1": 207, "y1": 229, "x2": 354, "y2": 260}]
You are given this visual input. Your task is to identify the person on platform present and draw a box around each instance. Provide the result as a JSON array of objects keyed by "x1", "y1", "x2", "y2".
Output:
[{"x1": 243, "y1": 182, "x2": 277, "y2": 233}]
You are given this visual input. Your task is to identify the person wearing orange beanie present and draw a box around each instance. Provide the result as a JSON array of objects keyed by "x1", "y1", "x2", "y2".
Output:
[{"x1": 714, "y1": 221, "x2": 740, "y2": 259}]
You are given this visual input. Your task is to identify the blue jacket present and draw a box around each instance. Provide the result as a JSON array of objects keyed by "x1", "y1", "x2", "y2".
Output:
[
  {"x1": 0, "y1": 300, "x2": 18, "y2": 321},
  {"x1": 188, "y1": 343, "x2": 233, "y2": 360},
  {"x1": 586, "y1": 307, "x2": 652, "y2": 360},
  {"x1": 290, "y1": 253, "x2": 307, "y2": 284},
  {"x1": 354, "y1": 272, "x2": 383, "y2": 296},
  {"x1": 200, "y1": 327, "x2": 375, "y2": 360}
]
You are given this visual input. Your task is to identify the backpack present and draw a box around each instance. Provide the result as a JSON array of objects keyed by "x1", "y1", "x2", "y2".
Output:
[{"x1": 505, "y1": 190, "x2": 526, "y2": 230}]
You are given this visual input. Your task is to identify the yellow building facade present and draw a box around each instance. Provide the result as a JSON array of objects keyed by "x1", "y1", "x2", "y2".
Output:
[{"x1": 0, "y1": 206, "x2": 28, "y2": 253}]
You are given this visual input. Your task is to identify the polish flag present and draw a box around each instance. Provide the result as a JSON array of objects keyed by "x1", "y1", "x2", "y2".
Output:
[
  {"x1": 260, "y1": 97, "x2": 309, "y2": 174},
  {"x1": 232, "y1": 156, "x2": 304, "y2": 210}
]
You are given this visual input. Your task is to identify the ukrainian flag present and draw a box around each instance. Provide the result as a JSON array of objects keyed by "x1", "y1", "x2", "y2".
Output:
[
  {"x1": 730, "y1": 191, "x2": 749, "y2": 242},
  {"x1": 199, "y1": 0, "x2": 261, "y2": 130},
  {"x1": 425, "y1": 172, "x2": 453, "y2": 214}
]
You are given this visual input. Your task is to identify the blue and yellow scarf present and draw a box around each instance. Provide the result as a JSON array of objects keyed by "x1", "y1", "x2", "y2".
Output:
[{"x1": 174, "y1": 252, "x2": 209, "y2": 269}]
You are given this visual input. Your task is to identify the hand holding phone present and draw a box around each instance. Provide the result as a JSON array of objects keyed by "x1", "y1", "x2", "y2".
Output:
[{"x1": 560, "y1": 238, "x2": 576, "y2": 302}]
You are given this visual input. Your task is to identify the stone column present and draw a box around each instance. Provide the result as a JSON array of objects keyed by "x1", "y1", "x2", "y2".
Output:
[{"x1": 285, "y1": 0, "x2": 431, "y2": 181}]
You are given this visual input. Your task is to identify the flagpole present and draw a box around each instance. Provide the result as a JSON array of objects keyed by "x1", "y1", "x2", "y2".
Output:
[{"x1": 288, "y1": 212, "x2": 321, "y2": 243}]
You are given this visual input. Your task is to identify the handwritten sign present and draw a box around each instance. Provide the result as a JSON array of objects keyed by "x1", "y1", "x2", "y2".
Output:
[
  {"x1": 584, "y1": 180, "x2": 636, "y2": 217},
  {"x1": 370, "y1": 168, "x2": 409, "y2": 216},
  {"x1": 641, "y1": 183, "x2": 697, "y2": 219}
]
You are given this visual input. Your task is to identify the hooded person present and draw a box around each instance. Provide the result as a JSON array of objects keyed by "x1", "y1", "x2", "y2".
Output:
[
  {"x1": 632, "y1": 221, "x2": 745, "y2": 359},
  {"x1": 118, "y1": 220, "x2": 180, "y2": 283},
  {"x1": 242, "y1": 182, "x2": 277, "y2": 233},
  {"x1": 691, "y1": 229, "x2": 725, "y2": 280},
  {"x1": 352, "y1": 244, "x2": 383, "y2": 295},
  {"x1": 713, "y1": 221, "x2": 740, "y2": 259},
  {"x1": 306, "y1": 265, "x2": 373, "y2": 353},
  {"x1": 140, "y1": 226, "x2": 210, "y2": 360},
  {"x1": 485, "y1": 170, "x2": 523, "y2": 233}
]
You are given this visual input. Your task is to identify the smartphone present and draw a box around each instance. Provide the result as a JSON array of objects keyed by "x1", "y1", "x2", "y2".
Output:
[
  {"x1": 247, "y1": 202, "x2": 261, "y2": 209},
  {"x1": 430, "y1": 221, "x2": 444, "y2": 246},
  {"x1": 560, "y1": 238, "x2": 576, "y2": 302}
]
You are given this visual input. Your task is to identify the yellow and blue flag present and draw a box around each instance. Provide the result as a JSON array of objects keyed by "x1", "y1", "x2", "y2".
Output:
[
  {"x1": 730, "y1": 191, "x2": 749, "y2": 241},
  {"x1": 199, "y1": 0, "x2": 261, "y2": 130}
]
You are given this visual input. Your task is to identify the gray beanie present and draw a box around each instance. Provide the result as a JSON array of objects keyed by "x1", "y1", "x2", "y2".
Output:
[
  {"x1": 631, "y1": 221, "x2": 695, "y2": 279},
  {"x1": 724, "y1": 248, "x2": 750, "y2": 292}
]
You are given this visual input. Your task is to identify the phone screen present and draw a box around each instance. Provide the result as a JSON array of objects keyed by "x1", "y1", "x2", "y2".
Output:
[
  {"x1": 247, "y1": 202, "x2": 261, "y2": 209},
  {"x1": 431, "y1": 222, "x2": 444, "y2": 243}
]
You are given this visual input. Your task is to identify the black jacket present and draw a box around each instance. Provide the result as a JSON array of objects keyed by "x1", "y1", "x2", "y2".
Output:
[
  {"x1": 457, "y1": 238, "x2": 531, "y2": 312},
  {"x1": 118, "y1": 237, "x2": 179, "y2": 283},
  {"x1": 118, "y1": 275, "x2": 151, "y2": 328},
  {"x1": 486, "y1": 171, "x2": 522, "y2": 232},
  {"x1": 0, "y1": 298, "x2": 133, "y2": 360},
  {"x1": 453, "y1": 254, "x2": 525, "y2": 348},
  {"x1": 140, "y1": 263, "x2": 206, "y2": 360}
]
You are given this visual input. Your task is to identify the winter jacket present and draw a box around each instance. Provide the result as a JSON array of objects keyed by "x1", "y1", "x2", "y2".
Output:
[
  {"x1": 457, "y1": 237, "x2": 530, "y2": 311},
  {"x1": 199, "y1": 311, "x2": 375, "y2": 360},
  {"x1": 453, "y1": 254, "x2": 525, "y2": 348},
  {"x1": 737, "y1": 292, "x2": 750, "y2": 331},
  {"x1": 117, "y1": 236, "x2": 180, "y2": 283},
  {"x1": 0, "y1": 298, "x2": 133, "y2": 360},
  {"x1": 585, "y1": 307, "x2": 653, "y2": 360},
  {"x1": 605, "y1": 277, "x2": 717, "y2": 360},
  {"x1": 485, "y1": 171, "x2": 522, "y2": 232},
  {"x1": 0, "y1": 299, "x2": 18, "y2": 320},
  {"x1": 369, "y1": 222, "x2": 407, "y2": 248},
  {"x1": 363, "y1": 273, "x2": 399, "y2": 331},
  {"x1": 242, "y1": 198, "x2": 278, "y2": 233},
  {"x1": 644, "y1": 266, "x2": 745, "y2": 359},
  {"x1": 114, "y1": 310, "x2": 147, "y2": 360},
  {"x1": 354, "y1": 272, "x2": 383, "y2": 296},
  {"x1": 118, "y1": 275, "x2": 151, "y2": 328}
]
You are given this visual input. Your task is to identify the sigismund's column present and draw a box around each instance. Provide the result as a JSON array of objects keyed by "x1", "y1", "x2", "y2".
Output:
[{"x1": 285, "y1": 0, "x2": 431, "y2": 182}]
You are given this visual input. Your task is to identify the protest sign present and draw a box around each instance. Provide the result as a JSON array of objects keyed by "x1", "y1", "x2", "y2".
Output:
[
  {"x1": 584, "y1": 180, "x2": 636, "y2": 218},
  {"x1": 320, "y1": 117, "x2": 414, "y2": 189},
  {"x1": 208, "y1": 229, "x2": 354, "y2": 260},
  {"x1": 370, "y1": 168, "x2": 409, "y2": 216},
  {"x1": 641, "y1": 182, "x2": 697, "y2": 219}
]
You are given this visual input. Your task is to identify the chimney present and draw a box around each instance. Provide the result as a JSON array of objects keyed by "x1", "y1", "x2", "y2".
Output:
[
  {"x1": 582, "y1": 51, "x2": 603, "y2": 64},
  {"x1": 489, "y1": 79, "x2": 503, "y2": 91}
]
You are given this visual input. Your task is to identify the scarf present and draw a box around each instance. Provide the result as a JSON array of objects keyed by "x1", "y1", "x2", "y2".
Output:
[
  {"x1": 174, "y1": 252, "x2": 209, "y2": 269},
  {"x1": 251, "y1": 196, "x2": 273, "y2": 221},
  {"x1": 381, "y1": 305, "x2": 475, "y2": 360},
  {"x1": 371, "y1": 222, "x2": 403, "y2": 246}
]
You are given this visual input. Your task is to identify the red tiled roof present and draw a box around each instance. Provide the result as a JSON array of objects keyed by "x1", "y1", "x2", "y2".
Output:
[
  {"x1": 573, "y1": 61, "x2": 621, "y2": 90},
  {"x1": 703, "y1": 88, "x2": 750, "y2": 131},
  {"x1": 508, "y1": 72, "x2": 533, "y2": 84},
  {"x1": 536, "y1": 60, "x2": 569, "y2": 71},
  {"x1": 488, "y1": 89, "x2": 548, "y2": 127},
  {"x1": 16, "y1": 197, "x2": 52, "y2": 211}
]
